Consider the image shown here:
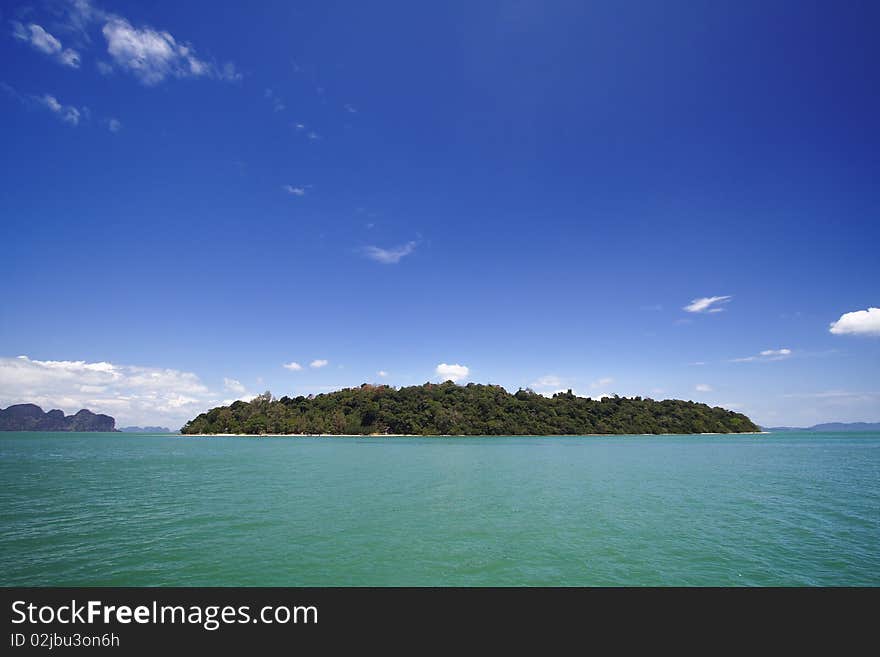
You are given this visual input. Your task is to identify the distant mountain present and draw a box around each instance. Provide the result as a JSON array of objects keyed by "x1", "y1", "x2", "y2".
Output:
[
  {"x1": 0, "y1": 404, "x2": 116, "y2": 432},
  {"x1": 119, "y1": 426, "x2": 173, "y2": 433},
  {"x1": 764, "y1": 422, "x2": 880, "y2": 432}
]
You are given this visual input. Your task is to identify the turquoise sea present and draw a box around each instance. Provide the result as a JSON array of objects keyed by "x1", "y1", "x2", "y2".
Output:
[{"x1": 1, "y1": 432, "x2": 878, "y2": 586}]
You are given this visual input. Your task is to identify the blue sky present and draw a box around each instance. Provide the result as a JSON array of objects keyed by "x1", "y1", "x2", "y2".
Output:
[{"x1": 1, "y1": 0, "x2": 878, "y2": 428}]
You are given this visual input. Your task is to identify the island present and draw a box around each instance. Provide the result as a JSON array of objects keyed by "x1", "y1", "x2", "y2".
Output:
[
  {"x1": 0, "y1": 404, "x2": 116, "y2": 432},
  {"x1": 181, "y1": 382, "x2": 760, "y2": 435}
]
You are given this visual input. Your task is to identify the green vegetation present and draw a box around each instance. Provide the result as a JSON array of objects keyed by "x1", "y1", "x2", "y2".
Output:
[{"x1": 181, "y1": 382, "x2": 760, "y2": 435}]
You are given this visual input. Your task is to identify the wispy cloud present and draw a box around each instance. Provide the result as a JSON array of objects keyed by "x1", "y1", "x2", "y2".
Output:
[
  {"x1": 695, "y1": 383, "x2": 713, "y2": 392},
  {"x1": 782, "y1": 390, "x2": 880, "y2": 401},
  {"x1": 264, "y1": 88, "x2": 285, "y2": 111},
  {"x1": 310, "y1": 359, "x2": 328, "y2": 369},
  {"x1": 344, "y1": 103, "x2": 357, "y2": 113},
  {"x1": 223, "y1": 378, "x2": 246, "y2": 394},
  {"x1": 531, "y1": 375, "x2": 562, "y2": 389},
  {"x1": 683, "y1": 295, "x2": 732, "y2": 313},
  {"x1": 283, "y1": 361, "x2": 303, "y2": 371},
  {"x1": 106, "y1": 117, "x2": 121, "y2": 132},
  {"x1": 38, "y1": 93, "x2": 84, "y2": 125},
  {"x1": 436, "y1": 363, "x2": 469, "y2": 383},
  {"x1": 829, "y1": 307, "x2": 880, "y2": 336},
  {"x1": 362, "y1": 241, "x2": 417, "y2": 264},
  {"x1": 11, "y1": 21, "x2": 81, "y2": 68},
  {"x1": 282, "y1": 185, "x2": 308, "y2": 197},
  {"x1": 731, "y1": 348, "x2": 792, "y2": 363}
]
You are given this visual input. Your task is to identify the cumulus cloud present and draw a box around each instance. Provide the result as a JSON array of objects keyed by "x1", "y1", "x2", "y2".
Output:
[
  {"x1": 683, "y1": 295, "x2": 732, "y2": 313},
  {"x1": 731, "y1": 348, "x2": 792, "y2": 363},
  {"x1": 695, "y1": 383, "x2": 713, "y2": 392},
  {"x1": 11, "y1": 21, "x2": 81, "y2": 68},
  {"x1": 436, "y1": 363, "x2": 469, "y2": 383},
  {"x1": 829, "y1": 307, "x2": 880, "y2": 336},
  {"x1": 0, "y1": 355, "x2": 227, "y2": 428},
  {"x1": 310, "y1": 359, "x2": 329, "y2": 369},
  {"x1": 377, "y1": 370, "x2": 389, "y2": 377},
  {"x1": 363, "y1": 241, "x2": 417, "y2": 264},
  {"x1": 283, "y1": 362, "x2": 303, "y2": 371}
]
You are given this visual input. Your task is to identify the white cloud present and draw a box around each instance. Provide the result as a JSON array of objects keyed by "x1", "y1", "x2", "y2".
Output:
[
  {"x1": 59, "y1": 48, "x2": 81, "y2": 68},
  {"x1": 377, "y1": 370, "x2": 389, "y2": 377},
  {"x1": 223, "y1": 378, "x2": 246, "y2": 394},
  {"x1": 98, "y1": 14, "x2": 239, "y2": 85},
  {"x1": 531, "y1": 375, "x2": 562, "y2": 389},
  {"x1": 11, "y1": 22, "x2": 82, "y2": 68},
  {"x1": 695, "y1": 383, "x2": 713, "y2": 392},
  {"x1": 283, "y1": 361, "x2": 303, "y2": 371},
  {"x1": 307, "y1": 131, "x2": 321, "y2": 140},
  {"x1": 310, "y1": 359, "x2": 329, "y2": 369},
  {"x1": 106, "y1": 117, "x2": 122, "y2": 132},
  {"x1": 39, "y1": 94, "x2": 82, "y2": 125},
  {"x1": 101, "y1": 17, "x2": 206, "y2": 85},
  {"x1": 683, "y1": 295, "x2": 732, "y2": 313},
  {"x1": 539, "y1": 389, "x2": 609, "y2": 400},
  {"x1": 829, "y1": 307, "x2": 880, "y2": 336},
  {"x1": 731, "y1": 348, "x2": 792, "y2": 363},
  {"x1": 592, "y1": 377, "x2": 614, "y2": 388},
  {"x1": 283, "y1": 185, "x2": 306, "y2": 196},
  {"x1": 0, "y1": 355, "x2": 225, "y2": 428},
  {"x1": 436, "y1": 363, "x2": 469, "y2": 383},
  {"x1": 363, "y1": 241, "x2": 417, "y2": 264},
  {"x1": 344, "y1": 103, "x2": 357, "y2": 113},
  {"x1": 13, "y1": 22, "x2": 61, "y2": 54}
]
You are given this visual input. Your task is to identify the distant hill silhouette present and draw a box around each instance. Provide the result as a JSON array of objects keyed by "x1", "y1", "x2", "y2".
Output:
[
  {"x1": 764, "y1": 422, "x2": 880, "y2": 432},
  {"x1": 0, "y1": 404, "x2": 116, "y2": 432}
]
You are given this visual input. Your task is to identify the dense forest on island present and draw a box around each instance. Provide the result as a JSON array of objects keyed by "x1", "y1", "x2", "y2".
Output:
[{"x1": 181, "y1": 382, "x2": 760, "y2": 435}]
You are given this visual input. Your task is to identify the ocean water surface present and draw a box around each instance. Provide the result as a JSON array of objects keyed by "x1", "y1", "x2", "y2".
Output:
[{"x1": 1, "y1": 431, "x2": 877, "y2": 586}]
